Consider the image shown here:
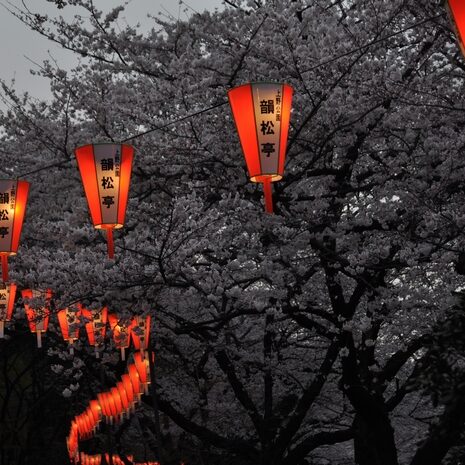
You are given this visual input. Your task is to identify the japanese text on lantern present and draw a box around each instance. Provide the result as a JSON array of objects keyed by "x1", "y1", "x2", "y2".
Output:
[
  {"x1": 0, "y1": 284, "x2": 9, "y2": 320},
  {"x1": 94, "y1": 146, "x2": 122, "y2": 225},
  {"x1": 0, "y1": 181, "x2": 16, "y2": 250},
  {"x1": 252, "y1": 84, "x2": 283, "y2": 176}
]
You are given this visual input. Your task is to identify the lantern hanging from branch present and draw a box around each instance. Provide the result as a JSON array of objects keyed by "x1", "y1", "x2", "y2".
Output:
[
  {"x1": 58, "y1": 308, "x2": 81, "y2": 354},
  {"x1": 131, "y1": 315, "x2": 151, "y2": 356},
  {"x1": 108, "y1": 313, "x2": 134, "y2": 361},
  {"x1": 22, "y1": 288, "x2": 52, "y2": 348},
  {"x1": 80, "y1": 305, "x2": 108, "y2": 358},
  {"x1": 0, "y1": 282, "x2": 16, "y2": 338},
  {"x1": 448, "y1": 0, "x2": 465, "y2": 57},
  {"x1": 228, "y1": 82, "x2": 293, "y2": 213},
  {"x1": 0, "y1": 180, "x2": 30, "y2": 281},
  {"x1": 74, "y1": 143, "x2": 134, "y2": 259}
]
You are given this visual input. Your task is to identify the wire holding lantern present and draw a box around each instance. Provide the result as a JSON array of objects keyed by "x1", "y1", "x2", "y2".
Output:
[
  {"x1": 228, "y1": 82, "x2": 293, "y2": 214},
  {"x1": 0, "y1": 180, "x2": 30, "y2": 282},
  {"x1": 74, "y1": 143, "x2": 134, "y2": 259}
]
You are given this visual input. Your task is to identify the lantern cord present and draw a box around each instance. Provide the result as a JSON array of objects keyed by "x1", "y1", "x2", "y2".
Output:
[
  {"x1": 263, "y1": 179, "x2": 273, "y2": 214},
  {"x1": 120, "y1": 100, "x2": 228, "y2": 143},
  {"x1": 301, "y1": 13, "x2": 445, "y2": 74},
  {"x1": 106, "y1": 229, "x2": 115, "y2": 259},
  {"x1": 1, "y1": 255, "x2": 8, "y2": 283}
]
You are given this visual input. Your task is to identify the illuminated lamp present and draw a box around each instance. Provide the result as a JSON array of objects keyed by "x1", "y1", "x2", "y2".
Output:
[
  {"x1": 448, "y1": 0, "x2": 465, "y2": 57},
  {"x1": 0, "y1": 180, "x2": 30, "y2": 281},
  {"x1": 89, "y1": 399, "x2": 102, "y2": 425},
  {"x1": 0, "y1": 282, "x2": 16, "y2": 338},
  {"x1": 22, "y1": 288, "x2": 52, "y2": 348},
  {"x1": 128, "y1": 364, "x2": 142, "y2": 401},
  {"x1": 97, "y1": 392, "x2": 112, "y2": 424},
  {"x1": 108, "y1": 313, "x2": 133, "y2": 361},
  {"x1": 111, "y1": 387, "x2": 124, "y2": 423},
  {"x1": 122, "y1": 373, "x2": 136, "y2": 413},
  {"x1": 116, "y1": 381, "x2": 130, "y2": 418},
  {"x1": 228, "y1": 83, "x2": 293, "y2": 213},
  {"x1": 80, "y1": 305, "x2": 108, "y2": 358},
  {"x1": 131, "y1": 315, "x2": 151, "y2": 356},
  {"x1": 57, "y1": 308, "x2": 80, "y2": 354},
  {"x1": 74, "y1": 143, "x2": 134, "y2": 258},
  {"x1": 133, "y1": 351, "x2": 150, "y2": 394}
]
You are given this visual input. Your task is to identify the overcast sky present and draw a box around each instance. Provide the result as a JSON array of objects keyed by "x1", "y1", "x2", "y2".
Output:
[{"x1": 0, "y1": 0, "x2": 223, "y2": 103}]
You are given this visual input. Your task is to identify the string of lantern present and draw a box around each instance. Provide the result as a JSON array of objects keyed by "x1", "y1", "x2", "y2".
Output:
[
  {"x1": 78, "y1": 452, "x2": 160, "y2": 465},
  {"x1": 66, "y1": 350, "x2": 153, "y2": 464}
]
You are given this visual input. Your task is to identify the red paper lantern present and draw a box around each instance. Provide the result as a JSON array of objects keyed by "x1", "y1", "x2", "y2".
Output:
[
  {"x1": 116, "y1": 381, "x2": 130, "y2": 417},
  {"x1": 80, "y1": 305, "x2": 108, "y2": 357},
  {"x1": 133, "y1": 351, "x2": 151, "y2": 394},
  {"x1": 228, "y1": 83, "x2": 293, "y2": 213},
  {"x1": 131, "y1": 315, "x2": 151, "y2": 354},
  {"x1": 0, "y1": 282, "x2": 16, "y2": 338},
  {"x1": 0, "y1": 180, "x2": 30, "y2": 281},
  {"x1": 108, "y1": 313, "x2": 134, "y2": 361},
  {"x1": 128, "y1": 364, "x2": 142, "y2": 400},
  {"x1": 74, "y1": 143, "x2": 134, "y2": 258},
  {"x1": 57, "y1": 308, "x2": 80, "y2": 354},
  {"x1": 22, "y1": 289, "x2": 52, "y2": 348},
  {"x1": 448, "y1": 0, "x2": 465, "y2": 57},
  {"x1": 122, "y1": 373, "x2": 136, "y2": 412}
]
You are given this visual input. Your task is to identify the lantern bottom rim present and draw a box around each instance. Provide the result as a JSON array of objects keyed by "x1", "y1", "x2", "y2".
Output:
[
  {"x1": 251, "y1": 174, "x2": 282, "y2": 183},
  {"x1": 0, "y1": 251, "x2": 17, "y2": 256},
  {"x1": 94, "y1": 223, "x2": 124, "y2": 230}
]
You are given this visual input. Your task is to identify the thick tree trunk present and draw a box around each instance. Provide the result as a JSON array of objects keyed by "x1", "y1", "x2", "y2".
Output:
[{"x1": 352, "y1": 410, "x2": 398, "y2": 465}]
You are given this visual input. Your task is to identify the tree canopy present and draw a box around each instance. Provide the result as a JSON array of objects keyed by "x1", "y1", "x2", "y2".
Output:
[{"x1": 2, "y1": 1, "x2": 465, "y2": 464}]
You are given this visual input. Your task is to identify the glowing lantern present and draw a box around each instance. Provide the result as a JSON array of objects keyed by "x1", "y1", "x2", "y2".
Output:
[
  {"x1": 228, "y1": 83, "x2": 293, "y2": 213},
  {"x1": 0, "y1": 180, "x2": 30, "y2": 281},
  {"x1": 57, "y1": 308, "x2": 80, "y2": 354},
  {"x1": 128, "y1": 364, "x2": 142, "y2": 401},
  {"x1": 133, "y1": 351, "x2": 151, "y2": 394},
  {"x1": 108, "y1": 313, "x2": 133, "y2": 361},
  {"x1": 74, "y1": 143, "x2": 134, "y2": 258},
  {"x1": 0, "y1": 282, "x2": 16, "y2": 338},
  {"x1": 448, "y1": 0, "x2": 465, "y2": 57},
  {"x1": 116, "y1": 381, "x2": 130, "y2": 418},
  {"x1": 131, "y1": 315, "x2": 151, "y2": 355},
  {"x1": 122, "y1": 373, "x2": 136, "y2": 413},
  {"x1": 80, "y1": 305, "x2": 108, "y2": 357},
  {"x1": 22, "y1": 289, "x2": 52, "y2": 348}
]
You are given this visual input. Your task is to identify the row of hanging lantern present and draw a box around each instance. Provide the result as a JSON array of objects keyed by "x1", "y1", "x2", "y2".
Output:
[
  {"x1": 0, "y1": 286, "x2": 150, "y2": 356},
  {"x1": 67, "y1": 350, "x2": 151, "y2": 463},
  {"x1": 0, "y1": 82, "x2": 294, "y2": 282},
  {"x1": 79, "y1": 452, "x2": 160, "y2": 465}
]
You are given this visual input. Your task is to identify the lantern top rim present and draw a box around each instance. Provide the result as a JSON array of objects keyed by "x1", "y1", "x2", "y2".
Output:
[
  {"x1": 75, "y1": 142, "x2": 134, "y2": 150},
  {"x1": 228, "y1": 81, "x2": 294, "y2": 92}
]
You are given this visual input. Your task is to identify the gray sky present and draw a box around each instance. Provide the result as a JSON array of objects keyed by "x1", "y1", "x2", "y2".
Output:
[{"x1": 0, "y1": 0, "x2": 223, "y2": 103}]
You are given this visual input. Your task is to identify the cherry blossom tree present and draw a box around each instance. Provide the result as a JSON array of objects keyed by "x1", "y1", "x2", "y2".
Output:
[{"x1": 1, "y1": 1, "x2": 465, "y2": 464}]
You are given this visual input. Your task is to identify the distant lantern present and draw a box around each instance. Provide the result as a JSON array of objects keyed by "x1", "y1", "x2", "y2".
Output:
[
  {"x1": 0, "y1": 180, "x2": 30, "y2": 281},
  {"x1": 108, "y1": 313, "x2": 133, "y2": 361},
  {"x1": 228, "y1": 83, "x2": 293, "y2": 213},
  {"x1": 448, "y1": 0, "x2": 465, "y2": 57},
  {"x1": 133, "y1": 351, "x2": 151, "y2": 394},
  {"x1": 22, "y1": 289, "x2": 52, "y2": 348},
  {"x1": 57, "y1": 308, "x2": 81, "y2": 354},
  {"x1": 80, "y1": 305, "x2": 108, "y2": 358},
  {"x1": 74, "y1": 143, "x2": 134, "y2": 259},
  {"x1": 0, "y1": 282, "x2": 16, "y2": 338},
  {"x1": 131, "y1": 315, "x2": 151, "y2": 356}
]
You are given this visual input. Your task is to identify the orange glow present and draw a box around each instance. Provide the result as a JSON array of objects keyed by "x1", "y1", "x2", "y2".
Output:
[
  {"x1": 448, "y1": 0, "x2": 465, "y2": 56},
  {"x1": 228, "y1": 83, "x2": 293, "y2": 183},
  {"x1": 21, "y1": 289, "x2": 52, "y2": 347},
  {"x1": 74, "y1": 143, "x2": 134, "y2": 258},
  {"x1": 57, "y1": 308, "x2": 80, "y2": 344},
  {"x1": 80, "y1": 305, "x2": 108, "y2": 349},
  {"x1": 131, "y1": 315, "x2": 151, "y2": 351}
]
